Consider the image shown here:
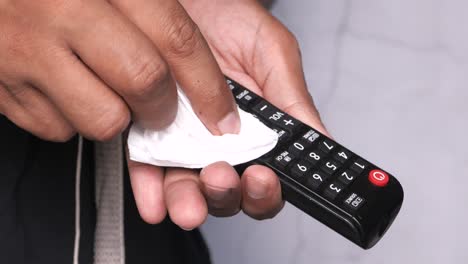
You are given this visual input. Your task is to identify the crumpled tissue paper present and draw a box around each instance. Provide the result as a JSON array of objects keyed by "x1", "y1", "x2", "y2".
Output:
[{"x1": 127, "y1": 89, "x2": 278, "y2": 169}]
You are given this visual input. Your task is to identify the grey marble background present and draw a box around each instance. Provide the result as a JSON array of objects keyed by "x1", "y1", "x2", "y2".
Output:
[{"x1": 201, "y1": 1, "x2": 468, "y2": 263}]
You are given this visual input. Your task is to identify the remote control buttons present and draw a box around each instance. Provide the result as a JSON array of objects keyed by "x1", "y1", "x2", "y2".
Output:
[
  {"x1": 305, "y1": 171, "x2": 328, "y2": 190},
  {"x1": 291, "y1": 161, "x2": 312, "y2": 180},
  {"x1": 274, "y1": 151, "x2": 294, "y2": 169},
  {"x1": 334, "y1": 149, "x2": 352, "y2": 163},
  {"x1": 252, "y1": 102, "x2": 300, "y2": 133},
  {"x1": 338, "y1": 170, "x2": 357, "y2": 185},
  {"x1": 318, "y1": 140, "x2": 336, "y2": 154},
  {"x1": 272, "y1": 128, "x2": 290, "y2": 142},
  {"x1": 344, "y1": 193, "x2": 366, "y2": 211},
  {"x1": 304, "y1": 150, "x2": 324, "y2": 165},
  {"x1": 278, "y1": 116, "x2": 299, "y2": 132},
  {"x1": 321, "y1": 160, "x2": 341, "y2": 175},
  {"x1": 288, "y1": 139, "x2": 313, "y2": 156},
  {"x1": 324, "y1": 181, "x2": 345, "y2": 200},
  {"x1": 302, "y1": 130, "x2": 320, "y2": 143},
  {"x1": 235, "y1": 88, "x2": 259, "y2": 107},
  {"x1": 253, "y1": 101, "x2": 276, "y2": 118},
  {"x1": 226, "y1": 79, "x2": 241, "y2": 94},
  {"x1": 350, "y1": 159, "x2": 368, "y2": 174},
  {"x1": 369, "y1": 169, "x2": 389, "y2": 187}
]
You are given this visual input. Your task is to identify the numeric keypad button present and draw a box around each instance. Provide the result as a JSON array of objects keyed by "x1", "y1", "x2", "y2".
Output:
[
  {"x1": 350, "y1": 159, "x2": 368, "y2": 174},
  {"x1": 321, "y1": 160, "x2": 341, "y2": 175},
  {"x1": 305, "y1": 171, "x2": 328, "y2": 190},
  {"x1": 318, "y1": 139, "x2": 336, "y2": 154},
  {"x1": 304, "y1": 150, "x2": 324, "y2": 165},
  {"x1": 291, "y1": 161, "x2": 312, "y2": 180},
  {"x1": 288, "y1": 139, "x2": 313, "y2": 156},
  {"x1": 323, "y1": 181, "x2": 346, "y2": 200},
  {"x1": 338, "y1": 170, "x2": 357, "y2": 185},
  {"x1": 334, "y1": 149, "x2": 352, "y2": 163}
]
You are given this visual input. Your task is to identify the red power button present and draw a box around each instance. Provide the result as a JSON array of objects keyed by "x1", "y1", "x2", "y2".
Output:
[{"x1": 369, "y1": 170, "x2": 389, "y2": 187}]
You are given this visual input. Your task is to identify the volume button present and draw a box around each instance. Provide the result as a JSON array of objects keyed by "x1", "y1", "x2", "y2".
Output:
[{"x1": 252, "y1": 101, "x2": 301, "y2": 133}]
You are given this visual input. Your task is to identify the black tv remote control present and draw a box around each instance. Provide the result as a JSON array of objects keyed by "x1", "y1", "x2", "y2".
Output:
[{"x1": 226, "y1": 78, "x2": 404, "y2": 249}]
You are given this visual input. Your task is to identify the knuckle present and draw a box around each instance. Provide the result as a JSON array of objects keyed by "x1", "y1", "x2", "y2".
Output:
[
  {"x1": 125, "y1": 59, "x2": 169, "y2": 98},
  {"x1": 279, "y1": 30, "x2": 302, "y2": 57},
  {"x1": 284, "y1": 31, "x2": 300, "y2": 49},
  {"x1": 29, "y1": 117, "x2": 77, "y2": 143},
  {"x1": 91, "y1": 103, "x2": 130, "y2": 141},
  {"x1": 2, "y1": 27, "x2": 35, "y2": 62},
  {"x1": 166, "y1": 18, "x2": 201, "y2": 57},
  {"x1": 33, "y1": 111, "x2": 77, "y2": 142},
  {"x1": 0, "y1": 84, "x2": 13, "y2": 114}
]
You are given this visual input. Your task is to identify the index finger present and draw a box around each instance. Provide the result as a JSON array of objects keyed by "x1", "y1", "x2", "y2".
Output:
[{"x1": 110, "y1": 0, "x2": 240, "y2": 135}]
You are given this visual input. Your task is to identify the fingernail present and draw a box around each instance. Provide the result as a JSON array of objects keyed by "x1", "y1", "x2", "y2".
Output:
[
  {"x1": 181, "y1": 227, "x2": 194, "y2": 231},
  {"x1": 204, "y1": 184, "x2": 232, "y2": 201},
  {"x1": 246, "y1": 177, "x2": 269, "y2": 200},
  {"x1": 217, "y1": 111, "x2": 241, "y2": 135}
]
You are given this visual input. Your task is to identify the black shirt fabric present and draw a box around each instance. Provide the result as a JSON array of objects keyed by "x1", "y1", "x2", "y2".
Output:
[{"x1": 0, "y1": 116, "x2": 211, "y2": 264}]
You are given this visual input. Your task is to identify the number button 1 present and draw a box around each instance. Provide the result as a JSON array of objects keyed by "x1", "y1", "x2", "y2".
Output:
[
  {"x1": 323, "y1": 181, "x2": 346, "y2": 200},
  {"x1": 350, "y1": 159, "x2": 368, "y2": 174}
]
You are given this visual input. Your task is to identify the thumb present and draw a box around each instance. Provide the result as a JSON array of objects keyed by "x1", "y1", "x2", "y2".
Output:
[{"x1": 253, "y1": 27, "x2": 330, "y2": 137}]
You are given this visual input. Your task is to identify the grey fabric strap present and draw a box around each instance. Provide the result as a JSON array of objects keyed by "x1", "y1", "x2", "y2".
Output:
[{"x1": 94, "y1": 137, "x2": 125, "y2": 264}]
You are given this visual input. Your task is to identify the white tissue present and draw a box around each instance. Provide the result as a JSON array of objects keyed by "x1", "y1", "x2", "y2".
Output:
[{"x1": 127, "y1": 89, "x2": 278, "y2": 169}]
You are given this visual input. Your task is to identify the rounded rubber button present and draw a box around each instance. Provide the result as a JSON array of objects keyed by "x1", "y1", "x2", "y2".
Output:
[{"x1": 369, "y1": 169, "x2": 389, "y2": 187}]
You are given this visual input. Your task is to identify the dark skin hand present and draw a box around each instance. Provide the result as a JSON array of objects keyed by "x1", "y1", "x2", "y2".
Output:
[
  {"x1": 127, "y1": 0, "x2": 331, "y2": 230},
  {"x1": 0, "y1": 0, "x2": 328, "y2": 229},
  {"x1": 0, "y1": 0, "x2": 241, "y2": 141}
]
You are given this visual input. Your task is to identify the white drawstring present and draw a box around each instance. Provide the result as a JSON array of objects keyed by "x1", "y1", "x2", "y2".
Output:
[{"x1": 73, "y1": 136, "x2": 83, "y2": 264}]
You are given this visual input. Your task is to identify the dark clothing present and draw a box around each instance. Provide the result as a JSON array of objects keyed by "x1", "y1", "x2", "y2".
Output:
[{"x1": 0, "y1": 116, "x2": 210, "y2": 264}]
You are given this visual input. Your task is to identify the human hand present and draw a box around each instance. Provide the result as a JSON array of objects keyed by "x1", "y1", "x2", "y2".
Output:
[
  {"x1": 128, "y1": 0, "x2": 330, "y2": 230},
  {"x1": 0, "y1": 0, "x2": 240, "y2": 142}
]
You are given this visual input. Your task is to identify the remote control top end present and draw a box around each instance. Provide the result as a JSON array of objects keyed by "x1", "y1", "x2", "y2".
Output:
[{"x1": 227, "y1": 78, "x2": 404, "y2": 249}]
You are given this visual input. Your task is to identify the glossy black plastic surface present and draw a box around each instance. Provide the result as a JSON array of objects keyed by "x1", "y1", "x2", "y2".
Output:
[{"x1": 228, "y1": 78, "x2": 404, "y2": 249}]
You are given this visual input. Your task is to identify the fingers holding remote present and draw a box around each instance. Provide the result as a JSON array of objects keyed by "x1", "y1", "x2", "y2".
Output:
[
  {"x1": 128, "y1": 160, "x2": 284, "y2": 228},
  {"x1": 109, "y1": 0, "x2": 240, "y2": 135},
  {"x1": 127, "y1": 159, "x2": 167, "y2": 224},
  {"x1": 64, "y1": 0, "x2": 177, "y2": 130},
  {"x1": 258, "y1": 24, "x2": 330, "y2": 136},
  {"x1": 164, "y1": 168, "x2": 208, "y2": 231},
  {"x1": 241, "y1": 165, "x2": 284, "y2": 220},
  {"x1": 200, "y1": 162, "x2": 242, "y2": 217}
]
